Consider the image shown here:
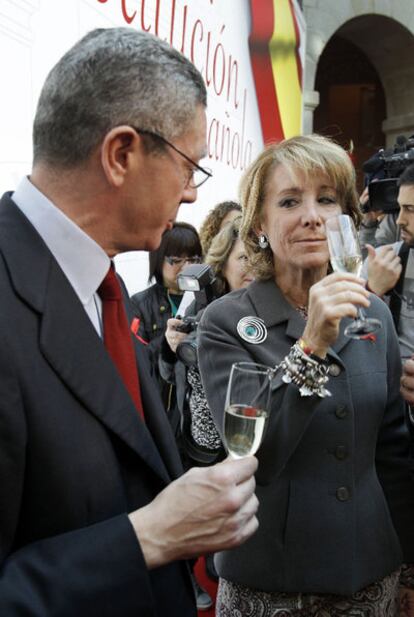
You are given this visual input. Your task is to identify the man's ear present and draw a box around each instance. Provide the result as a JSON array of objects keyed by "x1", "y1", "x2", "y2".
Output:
[{"x1": 100, "y1": 126, "x2": 141, "y2": 187}]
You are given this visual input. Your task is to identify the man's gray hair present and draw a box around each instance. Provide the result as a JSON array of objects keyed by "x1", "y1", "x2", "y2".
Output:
[{"x1": 33, "y1": 28, "x2": 207, "y2": 167}]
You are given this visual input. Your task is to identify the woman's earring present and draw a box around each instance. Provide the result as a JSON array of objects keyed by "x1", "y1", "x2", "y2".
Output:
[{"x1": 258, "y1": 234, "x2": 269, "y2": 249}]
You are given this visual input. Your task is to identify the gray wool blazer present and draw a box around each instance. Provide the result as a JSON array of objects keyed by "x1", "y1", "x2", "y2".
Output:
[{"x1": 198, "y1": 278, "x2": 414, "y2": 596}]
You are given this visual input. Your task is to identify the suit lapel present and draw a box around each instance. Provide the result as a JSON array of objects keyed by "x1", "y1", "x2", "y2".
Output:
[
  {"x1": 0, "y1": 193, "x2": 171, "y2": 484},
  {"x1": 124, "y1": 290, "x2": 184, "y2": 480}
]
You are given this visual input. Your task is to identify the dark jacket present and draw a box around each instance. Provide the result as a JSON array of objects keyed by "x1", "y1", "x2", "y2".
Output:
[
  {"x1": 198, "y1": 278, "x2": 414, "y2": 595},
  {"x1": 0, "y1": 193, "x2": 195, "y2": 616},
  {"x1": 130, "y1": 283, "x2": 171, "y2": 369},
  {"x1": 130, "y1": 283, "x2": 177, "y2": 414}
]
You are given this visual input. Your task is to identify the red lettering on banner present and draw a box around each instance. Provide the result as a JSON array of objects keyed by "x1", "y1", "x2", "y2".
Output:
[
  {"x1": 191, "y1": 20, "x2": 204, "y2": 71},
  {"x1": 179, "y1": 5, "x2": 188, "y2": 54},
  {"x1": 204, "y1": 31, "x2": 212, "y2": 86},
  {"x1": 141, "y1": 0, "x2": 151, "y2": 31},
  {"x1": 221, "y1": 119, "x2": 231, "y2": 165},
  {"x1": 212, "y1": 27, "x2": 226, "y2": 96},
  {"x1": 169, "y1": 0, "x2": 177, "y2": 45},
  {"x1": 227, "y1": 56, "x2": 239, "y2": 109},
  {"x1": 154, "y1": 0, "x2": 161, "y2": 36},
  {"x1": 122, "y1": 0, "x2": 136, "y2": 24}
]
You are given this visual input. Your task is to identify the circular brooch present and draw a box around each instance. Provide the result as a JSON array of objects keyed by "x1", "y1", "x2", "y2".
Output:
[{"x1": 237, "y1": 316, "x2": 268, "y2": 344}]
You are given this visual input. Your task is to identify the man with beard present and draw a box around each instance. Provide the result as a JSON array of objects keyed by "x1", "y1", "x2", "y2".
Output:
[
  {"x1": 365, "y1": 164, "x2": 414, "y2": 410},
  {"x1": 365, "y1": 164, "x2": 414, "y2": 357}
]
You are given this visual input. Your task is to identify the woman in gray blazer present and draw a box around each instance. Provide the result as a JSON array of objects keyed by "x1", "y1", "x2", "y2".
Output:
[{"x1": 198, "y1": 134, "x2": 414, "y2": 615}]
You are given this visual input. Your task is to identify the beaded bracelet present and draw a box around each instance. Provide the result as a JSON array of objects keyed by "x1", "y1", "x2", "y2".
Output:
[{"x1": 278, "y1": 340, "x2": 331, "y2": 398}]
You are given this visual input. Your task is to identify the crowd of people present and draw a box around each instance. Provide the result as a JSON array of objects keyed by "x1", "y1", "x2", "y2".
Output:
[{"x1": 1, "y1": 23, "x2": 414, "y2": 617}]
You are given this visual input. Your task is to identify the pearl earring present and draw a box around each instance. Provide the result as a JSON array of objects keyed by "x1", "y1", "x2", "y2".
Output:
[{"x1": 258, "y1": 234, "x2": 269, "y2": 249}]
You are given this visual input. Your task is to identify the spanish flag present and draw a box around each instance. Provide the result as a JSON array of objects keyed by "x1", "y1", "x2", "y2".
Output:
[{"x1": 249, "y1": 0, "x2": 303, "y2": 143}]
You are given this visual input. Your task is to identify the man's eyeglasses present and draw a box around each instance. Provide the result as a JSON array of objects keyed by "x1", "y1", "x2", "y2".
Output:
[
  {"x1": 133, "y1": 128, "x2": 212, "y2": 189},
  {"x1": 165, "y1": 256, "x2": 202, "y2": 267}
]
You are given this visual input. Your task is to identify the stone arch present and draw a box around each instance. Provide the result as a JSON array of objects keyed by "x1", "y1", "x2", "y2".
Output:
[{"x1": 303, "y1": 2, "x2": 414, "y2": 148}]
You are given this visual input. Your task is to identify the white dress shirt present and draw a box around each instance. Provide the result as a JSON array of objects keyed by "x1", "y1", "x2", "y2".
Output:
[{"x1": 12, "y1": 176, "x2": 110, "y2": 337}]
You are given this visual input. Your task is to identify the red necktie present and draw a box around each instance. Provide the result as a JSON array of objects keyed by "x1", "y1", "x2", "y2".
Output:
[{"x1": 98, "y1": 266, "x2": 144, "y2": 420}]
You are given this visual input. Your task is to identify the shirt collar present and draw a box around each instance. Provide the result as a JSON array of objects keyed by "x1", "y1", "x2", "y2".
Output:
[{"x1": 12, "y1": 176, "x2": 110, "y2": 303}]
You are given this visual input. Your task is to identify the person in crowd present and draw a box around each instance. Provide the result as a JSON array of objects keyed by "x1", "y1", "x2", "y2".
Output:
[
  {"x1": 363, "y1": 164, "x2": 414, "y2": 359},
  {"x1": 0, "y1": 27, "x2": 259, "y2": 617},
  {"x1": 198, "y1": 134, "x2": 414, "y2": 615},
  {"x1": 130, "y1": 222, "x2": 202, "y2": 406},
  {"x1": 199, "y1": 200, "x2": 241, "y2": 255},
  {"x1": 359, "y1": 185, "x2": 401, "y2": 249},
  {"x1": 162, "y1": 215, "x2": 254, "y2": 468}
]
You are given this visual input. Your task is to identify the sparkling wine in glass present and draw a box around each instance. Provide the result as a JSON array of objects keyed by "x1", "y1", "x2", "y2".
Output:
[
  {"x1": 326, "y1": 214, "x2": 381, "y2": 339},
  {"x1": 223, "y1": 362, "x2": 273, "y2": 459}
]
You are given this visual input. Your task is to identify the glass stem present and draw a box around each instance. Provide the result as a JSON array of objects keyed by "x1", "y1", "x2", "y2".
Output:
[{"x1": 356, "y1": 307, "x2": 366, "y2": 321}]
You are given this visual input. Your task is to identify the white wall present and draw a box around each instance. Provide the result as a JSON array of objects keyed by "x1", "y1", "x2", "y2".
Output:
[{"x1": 0, "y1": 0, "x2": 264, "y2": 293}]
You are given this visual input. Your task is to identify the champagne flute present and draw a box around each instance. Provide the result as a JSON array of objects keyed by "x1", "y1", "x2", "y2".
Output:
[
  {"x1": 326, "y1": 214, "x2": 381, "y2": 339},
  {"x1": 223, "y1": 362, "x2": 273, "y2": 459}
]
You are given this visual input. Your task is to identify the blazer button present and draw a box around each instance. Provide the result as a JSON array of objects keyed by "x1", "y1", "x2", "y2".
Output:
[
  {"x1": 329, "y1": 363, "x2": 341, "y2": 377},
  {"x1": 335, "y1": 445, "x2": 348, "y2": 460},
  {"x1": 160, "y1": 305, "x2": 166, "y2": 313},
  {"x1": 336, "y1": 486, "x2": 350, "y2": 501},
  {"x1": 335, "y1": 405, "x2": 347, "y2": 419}
]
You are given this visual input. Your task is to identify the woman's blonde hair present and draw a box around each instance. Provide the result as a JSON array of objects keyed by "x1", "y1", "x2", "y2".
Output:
[
  {"x1": 205, "y1": 215, "x2": 243, "y2": 295},
  {"x1": 199, "y1": 200, "x2": 241, "y2": 255},
  {"x1": 239, "y1": 134, "x2": 361, "y2": 281}
]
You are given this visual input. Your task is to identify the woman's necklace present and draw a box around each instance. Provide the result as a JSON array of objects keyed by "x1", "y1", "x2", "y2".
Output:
[{"x1": 295, "y1": 304, "x2": 308, "y2": 320}]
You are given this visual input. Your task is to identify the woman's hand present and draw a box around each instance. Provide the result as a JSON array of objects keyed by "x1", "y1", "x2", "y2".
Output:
[
  {"x1": 165, "y1": 317, "x2": 189, "y2": 353},
  {"x1": 302, "y1": 272, "x2": 370, "y2": 358}
]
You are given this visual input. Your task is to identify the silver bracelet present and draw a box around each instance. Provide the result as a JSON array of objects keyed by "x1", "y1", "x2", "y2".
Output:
[{"x1": 279, "y1": 342, "x2": 331, "y2": 398}]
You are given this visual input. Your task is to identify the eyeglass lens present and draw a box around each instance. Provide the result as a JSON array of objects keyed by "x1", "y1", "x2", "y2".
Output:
[{"x1": 166, "y1": 256, "x2": 202, "y2": 266}]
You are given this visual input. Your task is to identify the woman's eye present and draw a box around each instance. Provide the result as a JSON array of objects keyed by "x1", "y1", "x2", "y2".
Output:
[
  {"x1": 238, "y1": 254, "x2": 248, "y2": 262},
  {"x1": 279, "y1": 198, "x2": 298, "y2": 209},
  {"x1": 319, "y1": 196, "x2": 337, "y2": 205}
]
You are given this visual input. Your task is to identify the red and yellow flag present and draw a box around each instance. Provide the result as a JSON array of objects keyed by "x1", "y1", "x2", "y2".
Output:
[{"x1": 249, "y1": 0, "x2": 303, "y2": 143}]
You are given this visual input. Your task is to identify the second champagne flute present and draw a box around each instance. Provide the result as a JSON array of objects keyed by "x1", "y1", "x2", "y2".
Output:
[{"x1": 223, "y1": 362, "x2": 273, "y2": 459}]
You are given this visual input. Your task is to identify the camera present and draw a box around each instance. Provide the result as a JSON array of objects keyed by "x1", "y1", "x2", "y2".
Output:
[
  {"x1": 174, "y1": 264, "x2": 217, "y2": 367},
  {"x1": 363, "y1": 135, "x2": 414, "y2": 213}
]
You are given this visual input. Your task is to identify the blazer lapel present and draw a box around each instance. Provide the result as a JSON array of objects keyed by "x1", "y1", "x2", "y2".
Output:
[{"x1": 0, "y1": 193, "x2": 171, "y2": 484}]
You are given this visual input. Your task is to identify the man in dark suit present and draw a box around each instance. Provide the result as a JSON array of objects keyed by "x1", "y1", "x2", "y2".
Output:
[{"x1": 0, "y1": 28, "x2": 258, "y2": 616}]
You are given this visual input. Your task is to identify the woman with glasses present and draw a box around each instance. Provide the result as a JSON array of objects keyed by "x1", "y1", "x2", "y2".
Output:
[
  {"x1": 130, "y1": 222, "x2": 202, "y2": 414},
  {"x1": 162, "y1": 215, "x2": 254, "y2": 468}
]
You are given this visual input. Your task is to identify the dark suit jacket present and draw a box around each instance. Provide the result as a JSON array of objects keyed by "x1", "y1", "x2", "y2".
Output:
[
  {"x1": 198, "y1": 278, "x2": 414, "y2": 595},
  {"x1": 0, "y1": 192, "x2": 196, "y2": 617}
]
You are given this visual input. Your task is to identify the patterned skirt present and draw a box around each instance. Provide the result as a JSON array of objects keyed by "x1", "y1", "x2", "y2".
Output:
[{"x1": 216, "y1": 571, "x2": 400, "y2": 617}]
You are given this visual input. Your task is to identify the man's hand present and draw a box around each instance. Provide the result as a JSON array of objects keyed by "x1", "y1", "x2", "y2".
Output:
[
  {"x1": 366, "y1": 243, "x2": 401, "y2": 296},
  {"x1": 401, "y1": 358, "x2": 414, "y2": 406},
  {"x1": 129, "y1": 456, "x2": 259, "y2": 569}
]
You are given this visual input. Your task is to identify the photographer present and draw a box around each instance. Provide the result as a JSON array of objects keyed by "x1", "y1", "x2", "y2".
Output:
[
  {"x1": 359, "y1": 136, "x2": 414, "y2": 253},
  {"x1": 364, "y1": 164, "x2": 414, "y2": 358},
  {"x1": 160, "y1": 216, "x2": 254, "y2": 468},
  {"x1": 359, "y1": 186, "x2": 400, "y2": 251}
]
